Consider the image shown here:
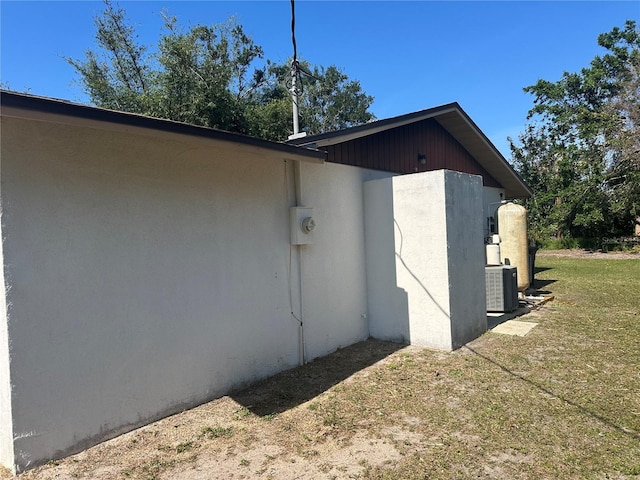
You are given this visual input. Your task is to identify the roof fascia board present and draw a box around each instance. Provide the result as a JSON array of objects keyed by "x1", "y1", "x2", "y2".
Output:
[
  {"x1": 436, "y1": 110, "x2": 532, "y2": 198},
  {"x1": 1, "y1": 91, "x2": 325, "y2": 164},
  {"x1": 290, "y1": 104, "x2": 460, "y2": 147},
  {"x1": 311, "y1": 107, "x2": 460, "y2": 147}
]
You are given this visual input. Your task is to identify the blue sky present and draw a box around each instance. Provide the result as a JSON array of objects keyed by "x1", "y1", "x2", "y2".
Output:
[{"x1": 1, "y1": 1, "x2": 638, "y2": 157}]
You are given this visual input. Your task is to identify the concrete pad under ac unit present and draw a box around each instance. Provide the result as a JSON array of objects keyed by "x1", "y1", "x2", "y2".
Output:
[{"x1": 491, "y1": 320, "x2": 538, "y2": 337}]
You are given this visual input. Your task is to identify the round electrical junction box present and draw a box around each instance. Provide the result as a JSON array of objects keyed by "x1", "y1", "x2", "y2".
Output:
[{"x1": 302, "y1": 216, "x2": 316, "y2": 233}]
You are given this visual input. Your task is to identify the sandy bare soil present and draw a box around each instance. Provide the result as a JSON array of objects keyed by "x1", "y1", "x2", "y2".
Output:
[{"x1": 14, "y1": 340, "x2": 418, "y2": 480}]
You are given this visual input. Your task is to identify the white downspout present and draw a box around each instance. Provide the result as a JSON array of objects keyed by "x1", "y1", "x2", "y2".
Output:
[{"x1": 293, "y1": 160, "x2": 305, "y2": 366}]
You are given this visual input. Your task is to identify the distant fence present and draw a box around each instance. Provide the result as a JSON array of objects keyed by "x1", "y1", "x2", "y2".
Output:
[{"x1": 601, "y1": 236, "x2": 640, "y2": 251}]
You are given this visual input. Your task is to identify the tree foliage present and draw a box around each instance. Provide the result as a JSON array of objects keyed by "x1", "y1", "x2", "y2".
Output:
[
  {"x1": 510, "y1": 20, "x2": 639, "y2": 242},
  {"x1": 67, "y1": 1, "x2": 374, "y2": 141}
]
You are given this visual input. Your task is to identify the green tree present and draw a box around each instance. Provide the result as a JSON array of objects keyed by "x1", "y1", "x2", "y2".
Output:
[
  {"x1": 68, "y1": 0, "x2": 374, "y2": 140},
  {"x1": 604, "y1": 26, "x2": 640, "y2": 234},
  {"x1": 250, "y1": 60, "x2": 375, "y2": 139},
  {"x1": 510, "y1": 20, "x2": 640, "y2": 242},
  {"x1": 67, "y1": 0, "x2": 155, "y2": 113}
]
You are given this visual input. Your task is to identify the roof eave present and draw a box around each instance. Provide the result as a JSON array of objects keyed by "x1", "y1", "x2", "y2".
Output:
[
  {"x1": 0, "y1": 90, "x2": 326, "y2": 164},
  {"x1": 288, "y1": 102, "x2": 531, "y2": 199},
  {"x1": 287, "y1": 103, "x2": 461, "y2": 148},
  {"x1": 433, "y1": 109, "x2": 531, "y2": 199}
]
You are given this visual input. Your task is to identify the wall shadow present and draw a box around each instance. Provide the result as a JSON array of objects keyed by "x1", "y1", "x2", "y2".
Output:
[
  {"x1": 394, "y1": 219, "x2": 451, "y2": 321},
  {"x1": 363, "y1": 178, "x2": 411, "y2": 344},
  {"x1": 533, "y1": 278, "x2": 556, "y2": 290},
  {"x1": 533, "y1": 266, "x2": 556, "y2": 290},
  {"x1": 230, "y1": 338, "x2": 404, "y2": 417},
  {"x1": 463, "y1": 344, "x2": 640, "y2": 441}
]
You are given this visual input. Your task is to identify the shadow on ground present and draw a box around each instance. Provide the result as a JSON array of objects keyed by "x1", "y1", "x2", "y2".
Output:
[
  {"x1": 231, "y1": 338, "x2": 404, "y2": 417},
  {"x1": 463, "y1": 344, "x2": 640, "y2": 440},
  {"x1": 533, "y1": 266, "x2": 556, "y2": 290},
  {"x1": 533, "y1": 279, "x2": 555, "y2": 290}
]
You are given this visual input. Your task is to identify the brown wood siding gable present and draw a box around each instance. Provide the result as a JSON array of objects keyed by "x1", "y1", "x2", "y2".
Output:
[{"x1": 324, "y1": 119, "x2": 501, "y2": 188}]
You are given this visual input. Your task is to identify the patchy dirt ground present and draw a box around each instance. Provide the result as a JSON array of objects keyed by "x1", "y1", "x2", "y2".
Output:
[
  {"x1": 8, "y1": 333, "x2": 553, "y2": 480},
  {"x1": 14, "y1": 340, "x2": 415, "y2": 480}
]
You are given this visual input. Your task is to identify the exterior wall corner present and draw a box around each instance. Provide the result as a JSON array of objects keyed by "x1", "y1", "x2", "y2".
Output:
[{"x1": 0, "y1": 202, "x2": 16, "y2": 473}]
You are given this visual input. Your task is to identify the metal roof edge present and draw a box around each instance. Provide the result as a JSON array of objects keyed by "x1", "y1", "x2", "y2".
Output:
[
  {"x1": 440, "y1": 105, "x2": 533, "y2": 197},
  {"x1": 0, "y1": 90, "x2": 326, "y2": 163},
  {"x1": 443, "y1": 105, "x2": 532, "y2": 198},
  {"x1": 287, "y1": 103, "x2": 461, "y2": 147}
]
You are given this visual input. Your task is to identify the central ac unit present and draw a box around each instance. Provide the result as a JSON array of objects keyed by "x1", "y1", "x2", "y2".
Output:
[{"x1": 485, "y1": 265, "x2": 518, "y2": 312}]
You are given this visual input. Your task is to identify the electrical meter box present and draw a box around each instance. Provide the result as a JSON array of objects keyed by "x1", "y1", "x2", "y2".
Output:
[{"x1": 290, "y1": 207, "x2": 315, "y2": 245}]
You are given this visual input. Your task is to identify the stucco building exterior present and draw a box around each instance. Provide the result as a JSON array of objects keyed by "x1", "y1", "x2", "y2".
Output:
[{"x1": 0, "y1": 91, "x2": 529, "y2": 472}]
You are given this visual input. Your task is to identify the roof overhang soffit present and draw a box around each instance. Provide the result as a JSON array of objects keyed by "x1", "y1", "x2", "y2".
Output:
[{"x1": 432, "y1": 111, "x2": 531, "y2": 199}]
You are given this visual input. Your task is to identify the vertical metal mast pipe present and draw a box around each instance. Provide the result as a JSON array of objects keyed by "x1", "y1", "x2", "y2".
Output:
[
  {"x1": 291, "y1": 73, "x2": 300, "y2": 136},
  {"x1": 290, "y1": 0, "x2": 300, "y2": 136}
]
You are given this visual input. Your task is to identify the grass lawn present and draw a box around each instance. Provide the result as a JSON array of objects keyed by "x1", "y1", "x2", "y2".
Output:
[
  {"x1": 17, "y1": 254, "x2": 640, "y2": 479},
  {"x1": 354, "y1": 254, "x2": 640, "y2": 479}
]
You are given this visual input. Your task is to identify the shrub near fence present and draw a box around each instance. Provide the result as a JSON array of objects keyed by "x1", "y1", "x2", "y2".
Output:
[
  {"x1": 540, "y1": 237, "x2": 601, "y2": 250},
  {"x1": 539, "y1": 236, "x2": 640, "y2": 252},
  {"x1": 601, "y1": 237, "x2": 640, "y2": 252}
]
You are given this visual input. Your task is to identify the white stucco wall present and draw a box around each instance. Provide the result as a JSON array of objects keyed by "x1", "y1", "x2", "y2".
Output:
[
  {"x1": 364, "y1": 170, "x2": 486, "y2": 350},
  {"x1": 0, "y1": 199, "x2": 14, "y2": 470},
  {"x1": 297, "y1": 162, "x2": 370, "y2": 361},
  {"x1": 0, "y1": 116, "x2": 373, "y2": 471},
  {"x1": 363, "y1": 178, "x2": 411, "y2": 343},
  {"x1": 0, "y1": 110, "x2": 497, "y2": 470},
  {"x1": 444, "y1": 172, "x2": 487, "y2": 348}
]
